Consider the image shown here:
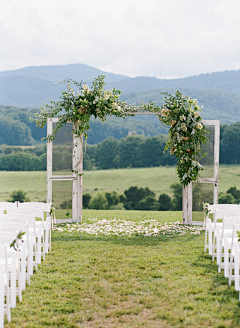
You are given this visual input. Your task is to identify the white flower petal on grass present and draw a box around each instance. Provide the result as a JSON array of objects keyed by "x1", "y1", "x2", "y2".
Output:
[{"x1": 56, "y1": 219, "x2": 205, "y2": 238}]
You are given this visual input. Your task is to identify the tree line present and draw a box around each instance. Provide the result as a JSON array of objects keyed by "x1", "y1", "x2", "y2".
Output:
[
  {"x1": 1, "y1": 121, "x2": 240, "y2": 171},
  {"x1": 80, "y1": 184, "x2": 240, "y2": 211}
]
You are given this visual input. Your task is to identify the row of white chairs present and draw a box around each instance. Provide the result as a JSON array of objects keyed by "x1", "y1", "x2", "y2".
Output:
[
  {"x1": 0, "y1": 201, "x2": 52, "y2": 328},
  {"x1": 204, "y1": 203, "x2": 240, "y2": 300}
]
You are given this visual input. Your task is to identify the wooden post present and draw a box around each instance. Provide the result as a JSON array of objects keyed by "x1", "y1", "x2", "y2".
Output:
[
  {"x1": 182, "y1": 185, "x2": 188, "y2": 224},
  {"x1": 187, "y1": 182, "x2": 192, "y2": 224},
  {"x1": 213, "y1": 121, "x2": 220, "y2": 204},
  {"x1": 77, "y1": 135, "x2": 83, "y2": 223},
  {"x1": 47, "y1": 118, "x2": 52, "y2": 204},
  {"x1": 72, "y1": 128, "x2": 83, "y2": 223}
]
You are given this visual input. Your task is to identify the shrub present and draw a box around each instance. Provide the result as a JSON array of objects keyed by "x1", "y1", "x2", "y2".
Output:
[
  {"x1": 83, "y1": 193, "x2": 92, "y2": 209},
  {"x1": 8, "y1": 189, "x2": 30, "y2": 202},
  {"x1": 122, "y1": 186, "x2": 155, "y2": 210},
  {"x1": 218, "y1": 192, "x2": 235, "y2": 204},
  {"x1": 158, "y1": 193, "x2": 172, "y2": 211},
  {"x1": 227, "y1": 187, "x2": 240, "y2": 203},
  {"x1": 136, "y1": 195, "x2": 159, "y2": 211},
  {"x1": 88, "y1": 192, "x2": 109, "y2": 210}
]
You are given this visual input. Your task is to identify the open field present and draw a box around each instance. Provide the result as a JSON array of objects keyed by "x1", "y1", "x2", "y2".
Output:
[
  {"x1": 5, "y1": 209, "x2": 240, "y2": 328},
  {"x1": 0, "y1": 165, "x2": 240, "y2": 202}
]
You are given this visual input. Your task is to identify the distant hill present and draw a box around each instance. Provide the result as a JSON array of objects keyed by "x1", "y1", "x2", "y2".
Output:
[
  {"x1": 122, "y1": 88, "x2": 240, "y2": 125},
  {"x1": 0, "y1": 63, "x2": 240, "y2": 125}
]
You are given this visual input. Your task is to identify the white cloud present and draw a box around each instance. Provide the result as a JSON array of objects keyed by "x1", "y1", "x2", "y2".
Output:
[{"x1": 0, "y1": 0, "x2": 240, "y2": 78}]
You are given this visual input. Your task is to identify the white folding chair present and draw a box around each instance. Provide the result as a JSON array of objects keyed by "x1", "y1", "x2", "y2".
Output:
[
  {"x1": 212, "y1": 208, "x2": 240, "y2": 262},
  {"x1": 0, "y1": 222, "x2": 28, "y2": 291},
  {"x1": 217, "y1": 216, "x2": 240, "y2": 277},
  {"x1": 6, "y1": 207, "x2": 46, "y2": 263},
  {"x1": 0, "y1": 231, "x2": 24, "y2": 309},
  {"x1": 204, "y1": 204, "x2": 240, "y2": 256},
  {"x1": 0, "y1": 202, "x2": 18, "y2": 214},
  {"x1": 0, "y1": 263, "x2": 5, "y2": 328},
  {"x1": 0, "y1": 244, "x2": 11, "y2": 325},
  {"x1": 0, "y1": 230, "x2": 24, "y2": 322},
  {"x1": 0, "y1": 214, "x2": 39, "y2": 277},
  {"x1": 229, "y1": 240, "x2": 240, "y2": 301},
  {"x1": 228, "y1": 223, "x2": 240, "y2": 287},
  {"x1": 19, "y1": 202, "x2": 52, "y2": 252}
]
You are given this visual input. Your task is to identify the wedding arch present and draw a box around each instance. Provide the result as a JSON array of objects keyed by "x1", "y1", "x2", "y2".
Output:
[{"x1": 32, "y1": 76, "x2": 219, "y2": 224}]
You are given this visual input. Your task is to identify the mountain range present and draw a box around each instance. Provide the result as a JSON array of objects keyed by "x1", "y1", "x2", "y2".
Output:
[{"x1": 0, "y1": 63, "x2": 240, "y2": 124}]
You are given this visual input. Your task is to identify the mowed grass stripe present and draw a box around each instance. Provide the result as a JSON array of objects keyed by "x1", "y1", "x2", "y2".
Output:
[{"x1": 5, "y1": 210, "x2": 240, "y2": 328}]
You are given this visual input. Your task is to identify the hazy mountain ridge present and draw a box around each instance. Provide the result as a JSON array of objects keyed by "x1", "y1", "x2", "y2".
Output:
[{"x1": 0, "y1": 63, "x2": 240, "y2": 124}]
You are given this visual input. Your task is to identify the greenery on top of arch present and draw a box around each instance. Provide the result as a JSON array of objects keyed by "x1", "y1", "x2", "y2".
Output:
[
  {"x1": 32, "y1": 75, "x2": 136, "y2": 142},
  {"x1": 32, "y1": 75, "x2": 208, "y2": 186}
]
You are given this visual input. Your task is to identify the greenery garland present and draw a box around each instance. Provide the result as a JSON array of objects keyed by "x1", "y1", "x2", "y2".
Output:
[
  {"x1": 32, "y1": 75, "x2": 136, "y2": 141},
  {"x1": 32, "y1": 76, "x2": 208, "y2": 186}
]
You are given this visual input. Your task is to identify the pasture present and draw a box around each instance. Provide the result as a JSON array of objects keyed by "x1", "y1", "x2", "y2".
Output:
[
  {"x1": 0, "y1": 165, "x2": 240, "y2": 203},
  {"x1": 4, "y1": 210, "x2": 240, "y2": 327}
]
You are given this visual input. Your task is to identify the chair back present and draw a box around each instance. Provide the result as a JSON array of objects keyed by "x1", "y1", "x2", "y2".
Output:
[
  {"x1": 215, "y1": 208, "x2": 240, "y2": 223},
  {"x1": 232, "y1": 222, "x2": 240, "y2": 240},
  {"x1": 7, "y1": 207, "x2": 44, "y2": 220},
  {"x1": 0, "y1": 213, "x2": 35, "y2": 225},
  {"x1": 19, "y1": 202, "x2": 51, "y2": 214},
  {"x1": 209, "y1": 204, "x2": 240, "y2": 214},
  {"x1": 0, "y1": 231, "x2": 18, "y2": 246},
  {"x1": 222, "y1": 215, "x2": 240, "y2": 237}
]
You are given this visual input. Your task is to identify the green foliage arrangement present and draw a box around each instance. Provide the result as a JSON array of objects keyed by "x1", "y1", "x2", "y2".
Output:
[
  {"x1": 158, "y1": 91, "x2": 208, "y2": 185},
  {"x1": 32, "y1": 75, "x2": 136, "y2": 141},
  {"x1": 33, "y1": 76, "x2": 208, "y2": 186}
]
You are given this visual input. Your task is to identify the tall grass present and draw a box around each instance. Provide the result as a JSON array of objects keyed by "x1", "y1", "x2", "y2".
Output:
[{"x1": 5, "y1": 210, "x2": 240, "y2": 327}]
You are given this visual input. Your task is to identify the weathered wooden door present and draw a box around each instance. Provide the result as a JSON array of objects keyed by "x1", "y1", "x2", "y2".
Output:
[
  {"x1": 46, "y1": 118, "x2": 83, "y2": 222},
  {"x1": 182, "y1": 120, "x2": 220, "y2": 224}
]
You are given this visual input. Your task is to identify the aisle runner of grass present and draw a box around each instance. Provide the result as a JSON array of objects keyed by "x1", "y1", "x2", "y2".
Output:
[{"x1": 6, "y1": 210, "x2": 240, "y2": 328}]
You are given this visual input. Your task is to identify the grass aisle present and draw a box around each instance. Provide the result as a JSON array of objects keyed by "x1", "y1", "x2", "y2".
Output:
[{"x1": 6, "y1": 210, "x2": 240, "y2": 328}]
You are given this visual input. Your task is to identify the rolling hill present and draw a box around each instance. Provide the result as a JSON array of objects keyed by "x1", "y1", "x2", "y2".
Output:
[
  {"x1": 0, "y1": 64, "x2": 240, "y2": 124},
  {"x1": 0, "y1": 64, "x2": 240, "y2": 146}
]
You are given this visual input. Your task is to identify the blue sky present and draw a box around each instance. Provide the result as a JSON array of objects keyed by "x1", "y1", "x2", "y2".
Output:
[{"x1": 1, "y1": 0, "x2": 239, "y2": 78}]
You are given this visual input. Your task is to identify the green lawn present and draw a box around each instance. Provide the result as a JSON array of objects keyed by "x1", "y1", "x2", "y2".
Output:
[
  {"x1": 5, "y1": 210, "x2": 240, "y2": 328},
  {"x1": 1, "y1": 165, "x2": 240, "y2": 202}
]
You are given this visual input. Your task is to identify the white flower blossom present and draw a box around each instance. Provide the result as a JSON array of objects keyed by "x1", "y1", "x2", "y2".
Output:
[
  {"x1": 181, "y1": 123, "x2": 187, "y2": 131},
  {"x1": 83, "y1": 84, "x2": 90, "y2": 94},
  {"x1": 196, "y1": 123, "x2": 203, "y2": 130},
  {"x1": 180, "y1": 115, "x2": 186, "y2": 121}
]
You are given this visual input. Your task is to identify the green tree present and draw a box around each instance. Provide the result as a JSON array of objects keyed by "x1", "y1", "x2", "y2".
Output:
[
  {"x1": 122, "y1": 186, "x2": 155, "y2": 210},
  {"x1": 0, "y1": 153, "x2": 42, "y2": 171},
  {"x1": 170, "y1": 183, "x2": 182, "y2": 211},
  {"x1": 227, "y1": 187, "x2": 240, "y2": 203},
  {"x1": 95, "y1": 137, "x2": 119, "y2": 169},
  {"x1": 136, "y1": 135, "x2": 176, "y2": 167},
  {"x1": 136, "y1": 195, "x2": 159, "y2": 211},
  {"x1": 0, "y1": 115, "x2": 34, "y2": 146},
  {"x1": 218, "y1": 192, "x2": 235, "y2": 204},
  {"x1": 8, "y1": 189, "x2": 30, "y2": 202},
  {"x1": 88, "y1": 192, "x2": 109, "y2": 210},
  {"x1": 158, "y1": 193, "x2": 172, "y2": 211},
  {"x1": 105, "y1": 191, "x2": 120, "y2": 208},
  {"x1": 83, "y1": 193, "x2": 92, "y2": 209},
  {"x1": 117, "y1": 135, "x2": 145, "y2": 168},
  {"x1": 220, "y1": 122, "x2": 240, "y2": 164}
]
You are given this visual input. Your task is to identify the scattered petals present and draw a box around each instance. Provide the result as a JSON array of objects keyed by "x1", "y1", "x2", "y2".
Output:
[{"x1": 53, "y1": 219, "x2": 204, "y2": 237}]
